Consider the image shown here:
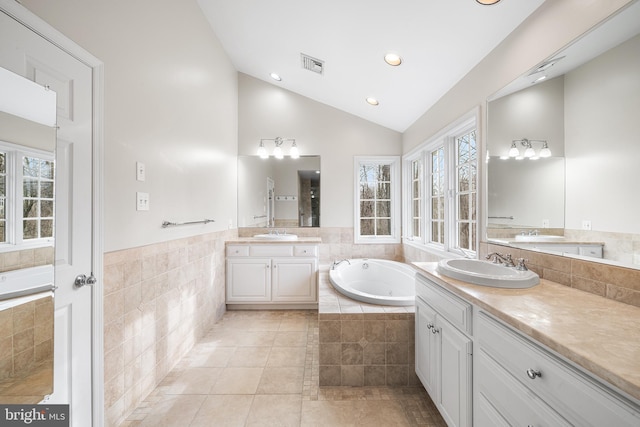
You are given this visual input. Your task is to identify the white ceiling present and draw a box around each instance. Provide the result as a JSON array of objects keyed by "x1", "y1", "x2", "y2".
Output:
[{"x1": 197, "y1": 0, "x2": 545, "y2": 132}]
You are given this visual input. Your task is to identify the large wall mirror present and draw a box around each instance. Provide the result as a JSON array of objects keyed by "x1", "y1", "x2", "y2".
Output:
[
  {"x1": 486, "y1": 1, "x2": 640, "y2": 269},
  {"x1": 238, "y1": 155, "x2": 321, "y2": 228},
  {"x1": 0, "y1": 66, "x2": 56, "y2": 403}
]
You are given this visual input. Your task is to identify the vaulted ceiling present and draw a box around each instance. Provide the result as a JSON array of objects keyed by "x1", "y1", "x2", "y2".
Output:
[{"x1": 197, "y1": 0, "x2": 545, "y2": 132}]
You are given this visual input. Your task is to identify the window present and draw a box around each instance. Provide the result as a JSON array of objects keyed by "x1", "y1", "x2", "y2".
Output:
[
  {"x1": 0, "y1": 142, "x2": 54, "y2": 250},
  {"x1": 354, "y1": 156, "x2": 400, "y2": 244},
  {"x1": 403, "y1": 110, "x2": 478, "y2": 256}
]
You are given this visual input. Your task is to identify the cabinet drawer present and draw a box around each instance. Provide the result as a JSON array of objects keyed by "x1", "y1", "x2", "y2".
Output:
[
  {"x1": 416, "y1": 274, "x2": 472, "y2": 334},
  {"x1": 227, "y1": 245, "x2": 249, "y2": 256},
  {"x1": 249, "y1": 245, "x2": 293, "y2": 257},
  {"x1": 475, "y1": 348, "x2": 570, "y2": 427},
  {"x1": 477, "y1": 311, "x2": 640, "y2": 427},
  {"x1": 294, "y1": 245, "x2": 317, "y2": 257}
]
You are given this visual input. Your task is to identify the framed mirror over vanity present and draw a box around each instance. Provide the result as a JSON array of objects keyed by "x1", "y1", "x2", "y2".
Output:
[
  {"x1": 485, "y1": 1, "x2": 640, "y2": 269},
  {"x1": 238, "y1": 155, "x2": 320, "y2": 228}
]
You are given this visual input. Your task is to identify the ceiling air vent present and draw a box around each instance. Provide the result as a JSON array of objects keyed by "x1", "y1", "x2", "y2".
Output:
[{"x1": 301, "y1": 53, "x2": 324, "y2": 75}]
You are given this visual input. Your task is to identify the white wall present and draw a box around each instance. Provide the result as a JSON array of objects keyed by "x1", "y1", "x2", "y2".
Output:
[
  {"x1": 564, "y1": 34, "x2": 640, "y2": 233},
  {"x1": 238, "y1": 73, "x2": 402, "y2": 227},
  {"x1": 22, "y1": 0, "x2": 239, "y2": 252}
]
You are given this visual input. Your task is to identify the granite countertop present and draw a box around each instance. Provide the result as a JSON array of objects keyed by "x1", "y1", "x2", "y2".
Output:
[
  {"x1": 412, "y1": 261, "x2": 640, "y2": 403},
  {"x1": 226, "y1": 237, "x2": 322, "y2": 244}
]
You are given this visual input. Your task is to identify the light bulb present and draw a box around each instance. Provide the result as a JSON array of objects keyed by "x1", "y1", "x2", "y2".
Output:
[
  {"x1": 289, "y1": 142, "x2": 300, "y2": 159},
  {"x1": 524, "y1": 146, "x2": 536, "y2": 158},
  {"x1": 273, "y1": 145, "x2": 284, "y2": 159},
  {"x1": 257, "y1": 142, "x2": 268, "y2": 159},
  {"x1": 539, "y1": 142, "x2": 552, "y2": 158},
  {"x1": 508, "y1": 142, "x2": 519, "y2": 158}
]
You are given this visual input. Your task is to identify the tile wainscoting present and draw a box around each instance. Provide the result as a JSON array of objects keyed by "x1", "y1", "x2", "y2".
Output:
[{"x1": 102, "y1": 229, "x2": 234, "y2": 426}]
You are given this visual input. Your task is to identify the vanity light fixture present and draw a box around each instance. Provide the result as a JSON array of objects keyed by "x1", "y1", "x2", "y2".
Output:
[
  {"x1": 258, "y1": 137, "x2": 299, "y2": 159},
  {"x1": 508, "y1": 138, "x2": 552, "y2": 159}
]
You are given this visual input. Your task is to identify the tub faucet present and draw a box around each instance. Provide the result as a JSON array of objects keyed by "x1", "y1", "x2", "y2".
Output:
[
  {"x1": 485, "y1": 252, "x2": 515, "y2": 267},
  {"x1": 331, "y1": 259, "x2": 351, "y2": 270}
]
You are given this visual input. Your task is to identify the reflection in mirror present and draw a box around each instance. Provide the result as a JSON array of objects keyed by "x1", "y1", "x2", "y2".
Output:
[
  {"x1": 238, "y1": 156, "x2": 320, "y2": 228},
  {"x1": 0, "y1": 67, "x2": 56, "y2": 403},
  {"x1": 486, "y1": 2, "x2": 640, "y2": 268}
]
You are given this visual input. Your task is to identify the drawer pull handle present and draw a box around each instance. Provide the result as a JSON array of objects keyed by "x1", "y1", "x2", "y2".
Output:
[{"x1": 526, "y1": 369, "x2": 542, "y2": 380}]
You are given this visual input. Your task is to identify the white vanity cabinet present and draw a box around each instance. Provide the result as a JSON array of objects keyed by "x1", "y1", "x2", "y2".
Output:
[
  {"x1": 416, "y1": 274, "x2": 473, "y2": 427},
  {"x1": 226, "y1": 243, "x2": 318, "y2": 307},
  {"x1": 474, "y1": 311, "x2": 640, "y2": 427}
]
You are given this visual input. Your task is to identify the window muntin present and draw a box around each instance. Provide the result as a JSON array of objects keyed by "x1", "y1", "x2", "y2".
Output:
[
  {"x1": 23, "y1": 156, "x2": 55, "y2": 240},
  {"x1": 410, "y1": 159, "x2": 421, "y2": 239},
  {"x1": 355, "y1": 156, "x2": 400, "y2": 243},
  {"x1": 0, "y1": 152, "x2": 6, "y2": 243},
  {"x1": 455, "y1": 131, "x2": 477, "y2": 252},
  {"x1": 430, "y1": 147, "x2": 445, "y2": 245}
]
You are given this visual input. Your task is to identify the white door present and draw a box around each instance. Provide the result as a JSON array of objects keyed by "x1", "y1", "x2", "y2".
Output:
[{"x1": 0, "y1": 9, "x2": 96, "y2": 427}]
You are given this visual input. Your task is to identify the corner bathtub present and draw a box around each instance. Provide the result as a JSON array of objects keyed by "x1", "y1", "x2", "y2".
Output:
[{"x1": 329, "y1": 259, "x2": 416, "y2": 306}]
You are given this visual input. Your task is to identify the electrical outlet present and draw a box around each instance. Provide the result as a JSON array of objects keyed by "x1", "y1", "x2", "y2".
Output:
[
  {"x1": 136, "y1": 162, "x2": 146, "y2": 181},
  {"x1": 136, "y1": 192, "x2": 149, "y2": 211},
  {"x1": 582, "y1": 220, "x2": 592, "y2": 230},
  {"x1": 542, "y1": 219, "x2": 549, "y2": 228}
]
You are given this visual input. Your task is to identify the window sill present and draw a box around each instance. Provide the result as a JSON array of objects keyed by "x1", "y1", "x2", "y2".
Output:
[{"x1": 402, "y1": 238, "x2": 474, "y2": 259}]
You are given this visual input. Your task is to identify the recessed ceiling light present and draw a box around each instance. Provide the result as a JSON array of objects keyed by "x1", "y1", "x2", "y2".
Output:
[
  {"x1": 384, "y1": 53, "x2": 402, "y2": 66},
  {"x1": 476, "y1": 0, "x2": 501, "y2": 4},
  {"x1": 270, "y1": 73, "x2": 282, "y2": 81},
  {"x1": 366, "y1": 97, "x2": 379, "y2": 106},
  {"x1": 533, "y1": 75, "x2": 547, "y2": 83}
]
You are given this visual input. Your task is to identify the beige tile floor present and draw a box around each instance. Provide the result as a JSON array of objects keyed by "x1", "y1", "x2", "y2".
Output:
[{"x1": 120, "y1": 310, "x2": 446, "y2": 427}]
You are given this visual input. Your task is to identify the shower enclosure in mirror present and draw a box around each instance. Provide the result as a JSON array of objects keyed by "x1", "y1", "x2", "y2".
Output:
[
  {"x1": 238, "y1": 155, "x2": 320, "y2": 228},
  {"x1": 485, "y1": 1, "x2": 640, "y2": 268},
  {"x1": 0, "y1": 66, "x2": 56, "y2": 403}
]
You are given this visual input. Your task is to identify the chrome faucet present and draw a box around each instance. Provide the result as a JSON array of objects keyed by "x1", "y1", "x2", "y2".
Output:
[
  {"x1": 485, "y1": 252, "x2": 515, "y2": 267},
  {"x1": 331, "y1": 259, "x2": 351, "y2": 270}
]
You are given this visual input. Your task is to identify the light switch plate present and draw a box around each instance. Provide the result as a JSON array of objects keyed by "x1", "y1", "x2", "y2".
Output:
[
  {"x1": 136, "y1": 162, "x2": 145, "y2": 181},
  {"x1": 137, "y1": 192, "x2": 149, "y2": 211}
]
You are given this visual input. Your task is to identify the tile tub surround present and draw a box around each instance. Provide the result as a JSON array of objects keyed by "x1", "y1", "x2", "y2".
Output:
[
  {"x1": 480, "y1": 242, "x2": 640, "y2": 308},
  {"x1": 318, "y1": 269, "x2": 418, "y2": 387},
  {"x1": 0, "y1": 247, "x2": 54, "y2": 273},
  {"x1": 103, "y1": 229, "x2": 235, "y2": 427},
  {"x1": 238, "y1": 227, "x2": 403, "y2": 265}
]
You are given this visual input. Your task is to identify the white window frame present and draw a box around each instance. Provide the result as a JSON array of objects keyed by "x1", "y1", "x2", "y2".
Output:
[
  {"x1": 402, "y1": 109, "x2": 479, "y2": 257},
  {"x1": 354, "y1": 156, "x2": 401, "y2": 244},
  {"x1": 0, "y1": 140, "x2": 55, "y2": 252}
]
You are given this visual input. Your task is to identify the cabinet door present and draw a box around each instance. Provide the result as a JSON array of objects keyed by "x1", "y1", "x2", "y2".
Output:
[
  {"x1": 271, "y1": 258, "x2": 317, "y2": 302},
  {"x1": 226, "y1": 258, "x2": 271, "y2": 302},
  {"x1": 415, "y1": 297, "x2": 438, "y2": 399},
  {"x1": 437, "y1": 316, "x2": 473, "y2": 427}
]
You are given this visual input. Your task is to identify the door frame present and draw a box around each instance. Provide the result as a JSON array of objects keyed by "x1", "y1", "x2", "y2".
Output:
[{"x1": 0, "y1": 1, "x2": 105, "y2": 425}]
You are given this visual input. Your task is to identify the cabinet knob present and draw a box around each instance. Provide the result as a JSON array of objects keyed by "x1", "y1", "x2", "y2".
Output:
[
  {"x1": 427, "y1": 323, "x2": 434, "y2": 330},
  {"x1": 431, "y1": 327, "x2": 440, "y2": 335},
  {"x1": 526, "y1": 369, "x2": 542, "y2": 380}
]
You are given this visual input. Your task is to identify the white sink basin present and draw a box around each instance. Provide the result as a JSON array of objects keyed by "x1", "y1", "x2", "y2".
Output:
[
  {"x1": 515, "y1": 235, "x2": 565, "y2": 242},
  {"x1": 253, "y1": 234, "x2": 298, "y2": 241},
  {"x1": 436, "y1": 259, "x2": 539, "y2": 288}
]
